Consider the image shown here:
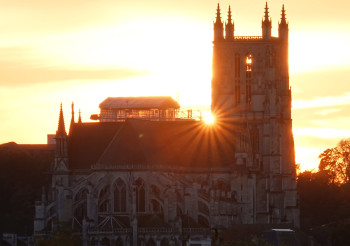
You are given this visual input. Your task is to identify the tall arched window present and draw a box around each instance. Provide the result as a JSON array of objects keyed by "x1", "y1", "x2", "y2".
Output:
[
  {"x1": 99, "y1": 185, "x2": 110, "y2": 213},
  {"x1": 135, "y1": 178, "x2": 146, "y2": 212},
  {"x1": 114, "y1": 178, "x2": 127, "y2": 213}
]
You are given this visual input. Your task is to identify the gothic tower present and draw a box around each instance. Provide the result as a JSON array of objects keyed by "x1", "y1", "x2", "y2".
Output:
[{"x1": 212, "y1": 3, "x2": 299, "y2": 226}]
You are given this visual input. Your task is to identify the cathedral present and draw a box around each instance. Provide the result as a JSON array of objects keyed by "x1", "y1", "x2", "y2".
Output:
[{"x1": 34, "y1": 3, "x2": 299, "y2": 246}]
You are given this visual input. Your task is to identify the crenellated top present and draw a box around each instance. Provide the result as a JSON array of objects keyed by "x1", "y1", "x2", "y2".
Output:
[{"x1": 213, "y1": 2, "x2": 288, "y2": 42}]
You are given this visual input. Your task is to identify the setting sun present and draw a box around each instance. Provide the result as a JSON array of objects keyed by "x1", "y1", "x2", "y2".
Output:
[{"x1": 203, "y1": 112, "x2": 215, "y2": 125}]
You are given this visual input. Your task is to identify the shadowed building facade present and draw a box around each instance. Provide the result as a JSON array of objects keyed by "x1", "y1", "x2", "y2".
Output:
[
  {"x1": 211, "y1": 2, "x2": 297, "y2": 228},
  {"x1": 34, "y1": 4, "x2": 299, "y2": 246}
]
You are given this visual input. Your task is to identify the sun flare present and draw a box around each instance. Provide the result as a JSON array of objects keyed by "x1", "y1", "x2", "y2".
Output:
[{"x1": 203, "y1": 112, "x2": 215, "y2": 125}]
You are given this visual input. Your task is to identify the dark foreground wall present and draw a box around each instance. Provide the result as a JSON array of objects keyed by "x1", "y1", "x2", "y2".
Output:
[{"x1": 0, "y1": 142, "x2": 54, "y2": 235}]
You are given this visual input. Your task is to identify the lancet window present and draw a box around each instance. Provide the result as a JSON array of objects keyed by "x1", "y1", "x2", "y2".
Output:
[
  {"x1": 114, "y1": 178, "x2": 127, "y2": 213},
  {"x1": 135, "y1": 178, "x2": 146, "y2": 212}
]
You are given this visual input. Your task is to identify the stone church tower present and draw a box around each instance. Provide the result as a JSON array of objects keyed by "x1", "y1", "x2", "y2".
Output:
[{"x1": 212, "y1": 3, "x2": 298, "y2": 225}]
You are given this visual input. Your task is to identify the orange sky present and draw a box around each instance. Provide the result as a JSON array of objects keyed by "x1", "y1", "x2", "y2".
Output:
[{"x1": 0, "y1": 0, "x2": 350, "y2": 171}]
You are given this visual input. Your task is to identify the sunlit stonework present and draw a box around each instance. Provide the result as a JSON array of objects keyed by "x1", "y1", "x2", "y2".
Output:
[{"x1": 34, "y1": 3, "x2": 299, "y2": 246}]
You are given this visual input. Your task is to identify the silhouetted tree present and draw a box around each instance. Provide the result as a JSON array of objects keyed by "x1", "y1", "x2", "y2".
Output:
[{"x1": 319, "y1": 138, "x2": 350, "y2": 184}]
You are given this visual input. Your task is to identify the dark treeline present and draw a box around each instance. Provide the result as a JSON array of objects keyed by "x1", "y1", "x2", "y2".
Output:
[
  {"x1": 298, "y1": 171, "x2": 350, "y2": 228},
  {"x1": 0, "y1": 143, "x2": 53, "y2": 235},
  {"x1": 297, "y1": 138, "x2": 350, "y2": 245}
]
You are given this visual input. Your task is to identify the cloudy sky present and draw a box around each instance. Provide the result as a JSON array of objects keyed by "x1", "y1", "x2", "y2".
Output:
[{"x1": 0, "y1": 0, "x2": 349, "y2": 171}]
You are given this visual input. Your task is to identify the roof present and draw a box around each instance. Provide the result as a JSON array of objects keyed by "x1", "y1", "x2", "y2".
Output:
[
  {"x1": 68, "y1": 120, "x2": 238, "y2": 170},
  {"x1": 99, "y1": 96, "x2": 180, "y2": 110},
  {"x1": 68, "y1": 122, "x2": 122, "y2": 169}
]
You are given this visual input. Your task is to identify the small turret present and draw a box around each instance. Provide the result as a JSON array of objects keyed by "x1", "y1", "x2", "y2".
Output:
[
  {"x1": 213, "y1": 3, "x2": 224, "y2": 41},
  {"x1": 225, "y1": 6, "x2": 234, "y2": 41},
  {"x1": 262, "y1": 2, "x2": 272, "y2": 39},
  {"x1": 278, "y1": 4, "x2": 289, "y2": 41}
]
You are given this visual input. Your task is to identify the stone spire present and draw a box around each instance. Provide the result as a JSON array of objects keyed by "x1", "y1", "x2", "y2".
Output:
[
  {"x1": 57, "y1": 103, "x2": 67, "y2": 136},
  {"x1": 225, "y1": 5, "x2": 234, "y2": 40},
  {"x1": 262, "y1": 2, "x2": 272, "y2": 39},
  {"x1": 213, "y1": 3, "x2": 224, "y2": 41}
]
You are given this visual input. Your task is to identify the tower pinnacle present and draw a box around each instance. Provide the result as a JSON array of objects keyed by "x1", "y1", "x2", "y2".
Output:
[
  {"x1": 78, "y1": 109, "x2": 82, "y2": 124},
  {"x1": 261, "y1": 2, "x2": 272, "y2": 39},
  {"x1": 280, "y1": 4, "x2": 287, "y2": 24},
  {"x1": 228, "y1": 5, "x2": 232, "y2": 23},
  {"x1": 264, "y1": 2, "x2": 270, "y2": 22},
  {"x1": 213, "y1": 3, "x2": 224, "y2": 41},
  {"x1": 215, "y1": 3, "x2": 222, "y2": 24},
  {"x1": 57, "y1": 103, "x2": 67, "y2": 136},
  {"x1": 278, "y1": 4, "x2": 289, "y2": 41},
  {"x1": 225, "y1": 5, "x2": 234, "y2": 40}
]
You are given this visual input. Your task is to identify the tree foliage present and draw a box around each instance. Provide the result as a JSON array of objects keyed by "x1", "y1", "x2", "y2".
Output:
[
  {"x1": 319, "y1": 138, "x2": 350, "y2": 184},
  {"x1": 297, "y1": 170, "x2": 350, "y2": 245}
]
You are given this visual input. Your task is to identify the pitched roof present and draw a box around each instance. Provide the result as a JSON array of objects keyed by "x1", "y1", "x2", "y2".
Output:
[
  {"x1": 68, "y1": 119, "x2": 238, "y2": 170},
  {"x1": 99, "y1": 96, "x2": 180, "y2": 110},
  {"x1": 68, "y1": 122, "x2": 122, "y2": 169}
]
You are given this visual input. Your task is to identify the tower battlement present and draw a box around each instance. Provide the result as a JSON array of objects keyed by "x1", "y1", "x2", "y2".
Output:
[{"x1": 214, "y1": 2, "x2": 288, "y2": 42}]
